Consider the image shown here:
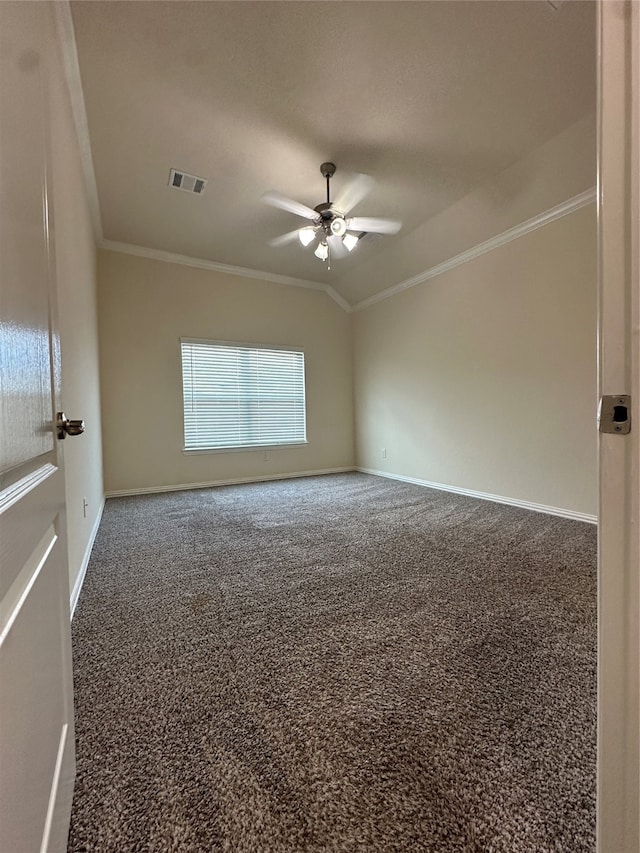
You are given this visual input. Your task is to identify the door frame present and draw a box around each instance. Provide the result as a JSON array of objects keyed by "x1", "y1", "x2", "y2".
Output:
[{"x1": 597, "y1": 1, "x2": 639, "y2": 850}]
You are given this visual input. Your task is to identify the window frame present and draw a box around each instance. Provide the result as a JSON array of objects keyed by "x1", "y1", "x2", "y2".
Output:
[{"x1": 180, "y1": 337, "x2": 308, "y2": 455}]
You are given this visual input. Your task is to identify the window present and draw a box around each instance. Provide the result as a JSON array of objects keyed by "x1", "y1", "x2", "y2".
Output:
[{"x1": 181, "y1": 339, "x2": 306, "y2": 451}]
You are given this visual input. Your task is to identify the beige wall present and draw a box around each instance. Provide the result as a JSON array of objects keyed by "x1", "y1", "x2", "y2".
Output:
[
  {"x1": 50, "y1": 9, "x2": 104, "y2": 597},
  {"x1": 353, "y1": 203, "x2": 597, "y2": 517},
  {"x1": 98, "y1": 251, "x2": 354, "y2": 493}
]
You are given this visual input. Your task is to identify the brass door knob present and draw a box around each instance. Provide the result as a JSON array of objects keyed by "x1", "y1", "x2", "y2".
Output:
[{"x1": 56, "y1": 412, "x2": 85, "y2": 439}]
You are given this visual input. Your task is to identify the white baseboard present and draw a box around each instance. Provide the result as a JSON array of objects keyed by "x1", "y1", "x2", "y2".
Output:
[
  {"x1": 104, "y1": 467, "x2": 357, "y2": 499},
  {"x1": 357, "y1": 467, "x2": 598, "y2": 525},
  {"x1": 70, "y1": 497, "x2": 105, "y2": 618}
]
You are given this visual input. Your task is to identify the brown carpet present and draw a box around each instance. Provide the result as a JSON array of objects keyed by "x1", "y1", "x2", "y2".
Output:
[{"x1": 68, "y1": 472, "x2": 596, "y2": 852}]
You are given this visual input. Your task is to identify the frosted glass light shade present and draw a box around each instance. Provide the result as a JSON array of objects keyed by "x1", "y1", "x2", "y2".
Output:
[
  {"x1": 330, "y1": 217, "x2": 347, "y2": 237},
  {"x1": 314, "y1": 241, "x2": 329, "y2": 260},
  {"x1": 298, "y1": 227, "x2": 315, "y2": 247},
  {"x1": 343, "y1": 233, "x2": 359, "y2": 252}
]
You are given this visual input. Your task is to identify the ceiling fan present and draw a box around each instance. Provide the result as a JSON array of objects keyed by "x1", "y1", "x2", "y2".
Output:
[{"x1": 262, "y1": 163, "x2": 402, "y2": 269}]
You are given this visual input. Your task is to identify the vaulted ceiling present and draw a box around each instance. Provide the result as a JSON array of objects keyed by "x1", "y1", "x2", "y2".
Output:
[{"x1": 69, "y1": 0, "x2": 596, "y2": 306}]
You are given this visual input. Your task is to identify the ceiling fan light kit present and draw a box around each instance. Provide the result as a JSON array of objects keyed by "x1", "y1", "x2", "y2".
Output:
[{"x1": 263, "y1": 162, "x2": 402, "y2": 268}]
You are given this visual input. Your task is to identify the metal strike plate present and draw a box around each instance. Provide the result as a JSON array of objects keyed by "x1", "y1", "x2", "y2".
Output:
[{"x1": 598, "y1": 395, "x2": 631, "y2": 435}]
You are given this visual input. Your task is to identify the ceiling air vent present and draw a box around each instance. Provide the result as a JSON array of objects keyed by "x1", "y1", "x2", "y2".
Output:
[{"x1": 168, "y1": 169, "x2": 207, "y2": 195}]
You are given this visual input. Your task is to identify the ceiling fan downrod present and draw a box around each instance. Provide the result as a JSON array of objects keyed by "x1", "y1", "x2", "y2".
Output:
[{"x1": 320, "y1": 162, "x2": 336, "y2": 205}]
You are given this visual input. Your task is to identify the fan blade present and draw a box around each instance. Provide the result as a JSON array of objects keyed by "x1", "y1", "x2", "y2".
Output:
[
  {"x1": 327, "y1": 234, "x2": 349, "y2": 259},
  {"x1": 268, "y1": 229, "x2": 305, "y2": 248},
  {"x1": 261, "y1": 190, "x2": 317, "y2": 220},
  {"x1": 333, "y1": 173, "x2": 374, "y2": 215},
  {"x1": 347, "y1": 216, "x2": 402, "y2": 234}
]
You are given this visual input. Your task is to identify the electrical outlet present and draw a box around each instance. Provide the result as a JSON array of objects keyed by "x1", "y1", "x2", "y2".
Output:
[
  {"x1": 263, "y1": 450, "x2": 268, "y2": 461},
  {"x1": 381, "y1": 448, "x2": 387, "y2": 459}
]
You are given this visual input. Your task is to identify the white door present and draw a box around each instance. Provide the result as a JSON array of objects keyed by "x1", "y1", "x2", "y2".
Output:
[
  {"x1": 0, "y1": 3, "x2": 77, "y2": 851},
  {"x1": 597, "y1": 1, "x2": 640, "y2": 851}
]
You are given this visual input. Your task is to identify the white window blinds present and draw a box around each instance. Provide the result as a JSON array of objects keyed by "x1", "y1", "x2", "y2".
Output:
[{"x1": 181, "y1": 340, "x2": 306, "y2": 451}]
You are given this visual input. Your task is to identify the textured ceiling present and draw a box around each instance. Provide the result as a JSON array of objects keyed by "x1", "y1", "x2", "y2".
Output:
[{"x1": 70, "y1": 0, "x2": 596, "y2": 305}]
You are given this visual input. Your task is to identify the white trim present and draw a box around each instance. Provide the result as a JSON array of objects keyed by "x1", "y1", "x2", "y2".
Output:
[
  {"x1": 180, "y1": 335, "x2": 305, "y2": 352},
  {"x1": 97, "y1": 187, "x2": 595, "y2": 317},
  {"x1": 53, "y1": 0, "x2": 595, "y2": 321},
  {"x1": 53, "y1": 0, "x2": 350, "y2": 313},
  {"x1": 0, "y1": 527, "x2": 58, "y2": 647},
  {"x1": 357, "y1": 467, "x2": 598, "y2": 524},
  {"x1": 39, "y1": 723, "x2": 68, "y2": 853},
  {"x1": 54, "y1": 0, "x2": 593, "y2": 323},
  {"x1": 352, "y1": 188, "x2": 597, "y2": 312},
  {"x1": 104, "y1": 465, "x2": 597, "y2": 522},
  {"x1": 596, "y1": 2, "x2": 640, "y2": 850},
  {"x1": 70, "y1": 497, "x2": 105, "y2": 618},
  {"x1": 104, "y1": 467, "x2": 356, "y2": 498},
  {"x1": 53, "y1": 2, "x2": 103, "y2": 242},
  {"x1": 183, "y1": 443, "x2": 308, "y2": 456},
  {"x1": 99, "y1": 239, "x2": 351, "y2": 312},
  {"x1": 324, "y1": 285, "x2": 351, "y2": 313},
  {"x1": 0, "y1": 464, "x2": 56, "y2": 515}
]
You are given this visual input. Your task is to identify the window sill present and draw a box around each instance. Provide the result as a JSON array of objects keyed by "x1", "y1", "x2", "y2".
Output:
[{"x1": 183, "y1": 442, "x2": 308, "y2": 456}]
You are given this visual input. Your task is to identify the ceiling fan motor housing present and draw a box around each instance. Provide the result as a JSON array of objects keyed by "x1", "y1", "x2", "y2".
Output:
[
  {"x1": 313, "y1": 199, "x2": 345, "y2": 224},
  {"x1": 313, "y1": 201, "x2": 347, "y2": 237},
  {"x1": 314, "y1": 202, "x2": 334, "y2": 219}
]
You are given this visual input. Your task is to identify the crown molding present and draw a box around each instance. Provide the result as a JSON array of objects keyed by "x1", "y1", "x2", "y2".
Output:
[
  {"x1": 53, "y1": 1, "x2": 103, "y2": 243},
  {"x1": 352, "y1": 187, "x2": 597, "y2": 312},
  {"x1": 54, "y1": 0, "x2": 592, "y2": 320},
  {"x1": 324, "y1": 285, "x2": 352, "y2": 313},
  {"x1": 53, "y1": 0, "x2": 350, "y2": 311},
  {"x1": 98, "y1": 240, "x2": 351, "y2": 311},
  {"x1": 99, "y1": 181, "x2": 595, "y2": 316}
]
